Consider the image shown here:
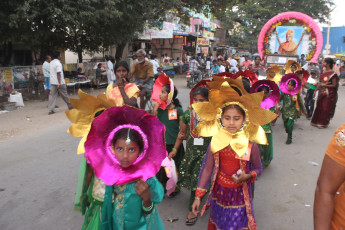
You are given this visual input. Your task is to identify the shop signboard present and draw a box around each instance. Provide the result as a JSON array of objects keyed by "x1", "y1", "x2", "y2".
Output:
[
  {"x1": 163, "y1": 22, "x2": 175, "y2": 30},
  {"x1": 0, "y1": 68, "x2": 14, "y2": 92},
  {"x1": 139, "y1": 27, "x2": 173, "y2": 40},
  {"x1": 173, "y1": 30, "x2": 189, "y2": 36},
  {"x1": 201, "y1": 47, "x2": 209, "y2": 55},
  {"x1": 197, "y1": 38, "x2": 210, "y2": 46},
  {"x1": 173, "y1": 24, "x2": 190, "y2": 36},
  {"x1": 203, "y1": 19, "x2": 211, "y2": 28},
  {"x1": 4, "y1": 69, "x2": 13, "y2": 83},
  {"x1": 12, "y1": 66, "x2": 32, "y2": 89},
  {"x1": 211, "y1": 22, "x2": 217, "y2": 31},
  {"x1": 203, "y1": 31, "x2": 214, "y2": 39}
]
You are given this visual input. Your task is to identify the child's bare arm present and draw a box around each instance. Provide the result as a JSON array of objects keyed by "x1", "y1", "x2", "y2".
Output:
[{"x1": 169, "y1": 121, "x2": 186, "y2": 159}]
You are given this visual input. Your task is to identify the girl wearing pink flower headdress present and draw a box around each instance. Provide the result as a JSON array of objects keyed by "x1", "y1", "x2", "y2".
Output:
[
  {"x1": 278, "y1": 74, "x2": 307, "y2": 144},
  {"x1": 152, "y1": 75, "x2": 185, "y2": 196},
  {"x1": 84, "y1": 106, "x2": 167, "y2": 230}
]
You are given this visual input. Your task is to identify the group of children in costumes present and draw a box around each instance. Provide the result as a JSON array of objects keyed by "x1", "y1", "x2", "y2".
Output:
[{"x1": 65, "y1": 57, "x2": 325, "y2": 230}]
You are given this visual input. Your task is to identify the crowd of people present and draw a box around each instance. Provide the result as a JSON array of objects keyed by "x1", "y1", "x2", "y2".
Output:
[{"x1": 60, "y1": 47, "x2": 344, "y2": 230}]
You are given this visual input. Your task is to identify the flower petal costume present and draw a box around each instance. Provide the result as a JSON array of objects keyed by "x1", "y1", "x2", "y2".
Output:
[
  {"x1": 84, "y1": 105, "x2": 167, "y2": 186},
  {"x1": 279, "y1": 74, "x2": 306, "y2": 144},
  {"x1": 236, "y1": 70, "x2": 259, "y2": 85},
  {"x1": 215, "y1": 72, "x2": 238, "y2": 79},
  {"x1": 250, "y1": 80, "x2": 280, "y2": 109},
  {"x1": 284, "y1": 60, "x2": 301, "y2": 74},
  {"x1": 266, "y1": 65, "x2": 283, "y2": 84},
  {"x1": 193, "y1": 81, "x2": 277, "y2": 230},
  {"x1": 151, "y1": 73, "x2": 174, "y2": 110},
  {"x1": 193, "y1": 81, "x2": 277, "y2": 158},
  {"x1": 250, "y1": 80, "x2": 280, "y2": 168},
  {"x1": 296, "y1": 70, "x2": 310, "y2": 84},
  {"x1": 280, "y1": 73, "x2": 302, "y2": 95},
  {"x1": 212, "y1": 75, "x2": 248, "y2": 96},
  {"x1": 64, "y1": 89, "x2": 119, "y2": 228},
  {"x1": 65, "y1": 89, "x2": 117, "y2": 154},
  {"x1": 84, "y1": 106, "x2": 167, "y2": 230}
]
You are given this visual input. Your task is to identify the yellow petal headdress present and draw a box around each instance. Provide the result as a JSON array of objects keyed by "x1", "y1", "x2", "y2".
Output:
[
  {"x1": 284, "y1": 60, "x2": 301, "y2": 74},
  {"x1": 266, "y1": 65, "x2": 283, "y2": 84},
  {"x1": 212, "y1": 75, "x2": 248, "y2": 96},
  {"x1": 65, "y1": 89, "x2": 117, "y2": 154},
  {"x1": 192, "y1": 81, "x2": 277, "y2": 158}
]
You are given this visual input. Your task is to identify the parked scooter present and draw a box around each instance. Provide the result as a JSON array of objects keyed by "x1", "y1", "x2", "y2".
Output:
[{"x1": 186, "y1": 71, "x2": 199, "y2": 88}]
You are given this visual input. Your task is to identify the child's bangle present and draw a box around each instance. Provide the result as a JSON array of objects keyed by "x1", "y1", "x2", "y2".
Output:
[
  {"x1": 195, "y1": 188, "x2": 207, "y2": 198},
  {"x1": 172, "y1": 148, "x2": 177, "y2": 152},
  {"x1": 142, "y1": 200, "x2": 154, "y2": 212}
]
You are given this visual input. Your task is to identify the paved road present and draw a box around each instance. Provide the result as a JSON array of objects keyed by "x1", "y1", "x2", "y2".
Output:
[{"x1": 0, "y1": 77, "x2": 344, "y2": 230}]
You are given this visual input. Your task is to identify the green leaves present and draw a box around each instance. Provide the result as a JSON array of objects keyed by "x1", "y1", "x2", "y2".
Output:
[
  {"x1": 220, "y1": 0, "x2": 333, "y2": 51},
  {"x1": 1, "y1": 0, "x2": 243, "y2": 65}
]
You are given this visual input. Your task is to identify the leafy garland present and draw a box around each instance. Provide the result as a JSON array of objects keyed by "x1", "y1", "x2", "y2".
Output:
[{"x1": 263, "y1": 18, "x2": 317, "y2": 60}]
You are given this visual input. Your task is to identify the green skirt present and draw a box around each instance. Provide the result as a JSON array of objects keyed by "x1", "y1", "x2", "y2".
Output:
[{"x1": 259, "y1": 132, "x2": 273, "y2": 168}]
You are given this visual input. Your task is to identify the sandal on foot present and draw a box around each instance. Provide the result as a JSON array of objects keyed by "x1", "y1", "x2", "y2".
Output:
[
  {"x1": 48, "y1": 111, "x2": 55, "y2": 115},
  {"x1": 286, "y1": 138, "x2": 292, "y2": 144},
  {"x1": 185, "y1": 216, "x2": 198, "y2": 226}
]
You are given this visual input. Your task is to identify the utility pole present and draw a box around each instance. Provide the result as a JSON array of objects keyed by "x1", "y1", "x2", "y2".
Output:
[
  {"x1": 195, "y1": 22, "x2": 200, "y2": 56},
  {"x1": 324, "y1": 8, "x2": 334, "y2": 55}
]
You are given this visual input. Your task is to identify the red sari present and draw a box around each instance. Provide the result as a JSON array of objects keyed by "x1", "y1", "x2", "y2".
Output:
[{"x1": 311, "y1": 71, "x2": 339, "y2": 128}]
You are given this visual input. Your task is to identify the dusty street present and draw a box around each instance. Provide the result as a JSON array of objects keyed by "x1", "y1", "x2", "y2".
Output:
[{"x1": 0, "y1": 77, "x2": 344, "y2": 230}]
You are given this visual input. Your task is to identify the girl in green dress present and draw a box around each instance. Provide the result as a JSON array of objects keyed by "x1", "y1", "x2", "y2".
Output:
[
  {"x1": 256, "y1": 86, "x2": 280, "y2": 168},
  {"x1": 279, "y1": 74, "x2": 307, "y2": 144},
  {"x1": 172, "y1": 85, "x2": 211, "y2": 225},
  {"x1": 84, "y1": 106, "x2": 167, "y2": 230},
  {"x1": 154, "y1": 84, "x2": 185, "y2": 196}
]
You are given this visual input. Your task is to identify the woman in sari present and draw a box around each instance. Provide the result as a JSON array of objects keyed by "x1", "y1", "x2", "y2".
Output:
[
  {"x1": 106, "y1": 61, "x2": 139, "y2": 107},
  {"x1": 311, "y1": 58, "x2": 339, "y2": 128}
]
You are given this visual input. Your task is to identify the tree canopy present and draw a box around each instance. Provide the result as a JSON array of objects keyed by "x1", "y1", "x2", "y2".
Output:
[
  {"x1": 0, "y1": 0, "x2": 240, "y2": 65},
  {"x1": 220, "y1": 0, "x2": 333, "y2": 52}
]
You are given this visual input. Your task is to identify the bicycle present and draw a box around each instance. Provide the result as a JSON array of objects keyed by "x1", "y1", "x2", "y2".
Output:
[{"x1": 136, "y1": 80, "x2": 154, "y2": 114}]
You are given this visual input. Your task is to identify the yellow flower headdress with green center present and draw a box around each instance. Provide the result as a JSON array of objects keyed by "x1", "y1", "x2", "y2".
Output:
[
  {"x1": 65, "y1": 89, "x2": 117, "y2": 154},
  {"x1": 192, "y1": 81, "x2": 277, "y2": 158}
]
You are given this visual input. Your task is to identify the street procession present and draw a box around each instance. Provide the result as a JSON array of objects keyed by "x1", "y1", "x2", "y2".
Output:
[{"x1": 0, "y1": 0, "x2": 345, "y2": 229}]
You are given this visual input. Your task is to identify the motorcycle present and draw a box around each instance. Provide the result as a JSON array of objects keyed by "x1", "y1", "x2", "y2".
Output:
[{"x1": 186, "y1": 71, "x2": 200, "y2": 89}]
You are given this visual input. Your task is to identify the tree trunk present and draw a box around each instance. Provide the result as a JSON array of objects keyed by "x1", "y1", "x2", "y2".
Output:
[
  {"x1": 78, "y1": 48, "x2": 83, "y2": 63},
  {"x1": 2, "y1": 42, "x2": 13, "y2": 67},
  {"x1": 115, "y1": 43, "x2": 126, "y2": 60}
]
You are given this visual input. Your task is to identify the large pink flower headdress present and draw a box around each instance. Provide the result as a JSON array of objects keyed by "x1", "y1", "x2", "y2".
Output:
[
  {"x1": 280, "y1": 73, "x2": 302, "y2": 95},
  {"x1": 84, "y1": 106, "x2": 167, "y2": 185},
  {"x1": 250, "y1": 80, "x2": 280, "y2": 109}
]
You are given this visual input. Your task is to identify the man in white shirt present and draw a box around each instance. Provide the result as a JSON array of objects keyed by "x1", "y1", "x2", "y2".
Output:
[
  {"x1": 42, "y1": 55, "x2": 51, "y2": 100},
  {"x1": 218, "y1": 59, "x2": 226, "y2": 73},
  {"x1": 229, "y1": 58, "x2": 239, "y2": 73},
  {"x1": 188, "y1": 56, "x2": 201, "y2": 81},
  {"x1": 48, "y1": 51, "x2": 73, "y2": 115},
  {"x1": 150, "y1": 55, "x2": 160, "y2": 77},
  {"x1": 106, "y1": 57, "x2": 115, "y2": 85},
  {"x1": 205, "y1": 58, "x2": 211, "y2": 77}
]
